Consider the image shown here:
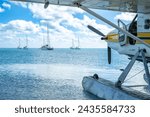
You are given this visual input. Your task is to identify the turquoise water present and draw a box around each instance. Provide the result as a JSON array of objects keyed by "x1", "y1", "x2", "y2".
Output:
[{"x1": 0, "y1": 48, "x2": 146, "y2": 99}]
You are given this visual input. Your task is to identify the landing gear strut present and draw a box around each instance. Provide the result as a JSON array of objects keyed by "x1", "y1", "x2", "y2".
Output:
[{"x1": 115, "y1": 49, "x2": 150, "y2": 87}]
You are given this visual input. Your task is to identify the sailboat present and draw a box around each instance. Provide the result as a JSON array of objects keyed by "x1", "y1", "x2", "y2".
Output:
[
  {"x1": 41, "y1": 34, "x2": 46, "y2": 49},
  {"x1": 41, "y1": 24, "x2": 53, "y2": 50},
  {"x1": 23, "y1": 35, "x2": 28, "y2": 49},
  {"x1": 17, "y1": 38, "x2": 21, "y2": 49},
  {"x1": 70, "y1": 38, "x2": 75, "y2": 49},
  {"x1": 70, "y1": 37, "x2": 80, "y2": 49},
  {"x1": 75, "y1": 37, "x2": 80, "y2": 49}
]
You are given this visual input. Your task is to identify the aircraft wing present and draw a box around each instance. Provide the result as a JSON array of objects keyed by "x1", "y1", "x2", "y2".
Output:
[{"x1": 11, "y1": 0, "x2": 150, "y2": 14}]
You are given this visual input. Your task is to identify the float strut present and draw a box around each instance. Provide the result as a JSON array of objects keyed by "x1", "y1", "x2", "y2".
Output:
[
  {"x1": 141, "y1": 49, "x2": 150, "y2": 85},
  {"x1": 115, "y1": 50, "x2": 140, "y2": 87}
]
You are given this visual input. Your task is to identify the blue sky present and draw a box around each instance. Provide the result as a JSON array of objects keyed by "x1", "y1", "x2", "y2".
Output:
[{"x1": 0, "y1": 0, "x2": 136, "y2": 48}]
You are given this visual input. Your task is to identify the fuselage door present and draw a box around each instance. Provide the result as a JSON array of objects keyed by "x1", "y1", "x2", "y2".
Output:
[{"x1": 118, "y1": 19, "x2": 127, "y2": 46}]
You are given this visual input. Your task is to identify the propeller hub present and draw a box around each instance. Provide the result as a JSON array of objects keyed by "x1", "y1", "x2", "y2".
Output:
[{"x1": 101, "y1": 36, "x2": 107, "y2": 40}]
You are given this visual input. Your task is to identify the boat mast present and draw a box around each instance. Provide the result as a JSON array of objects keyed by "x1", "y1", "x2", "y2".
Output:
[
  {"x1": 47, "y1": 23, "x2": 50, "y2": 47},
  {"x1": 43, "y1": 33, "x2": 45, "y2": 46},
  {"x1": 78, "y1": 36, "x2": 80, "y2": 48},
  {"x1": 18, "y1": 38, "x2": 21, "y2": 48},
  {"x1": 26, "y1": 35, "x2": 28, "y2": 47},
  {"x1": 72, "y1": 38, "x2": 74, "y2": 48}
]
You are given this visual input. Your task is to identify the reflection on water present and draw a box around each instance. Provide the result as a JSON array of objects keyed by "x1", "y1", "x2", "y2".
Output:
[
  {"x1": 0, "y1": 48, "x2": 149, "y2": 99},
  {"x1": 0, "y1": 64, "x2": 101, "y2": 99}
]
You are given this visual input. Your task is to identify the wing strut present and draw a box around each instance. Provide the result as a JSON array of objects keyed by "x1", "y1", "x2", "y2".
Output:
[{"x1": 74, "y1": 3, "x2": 150, "y2": 48}]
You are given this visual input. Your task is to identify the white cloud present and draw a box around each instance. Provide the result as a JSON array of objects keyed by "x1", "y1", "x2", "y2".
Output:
[
  {"x1": 11, "y1": 1, "x2": 28, "y2": 8},
  {"x1": 2, "y1": 3, "x2": 11, "y2": 9},
  {"x1": 0, "y1": 20, "x2": 43, "y2": 48},
  {"x1": 1, "y1": 20, "x2": 40, "y2": 34},
  {"x1": 114, "y1": 12, "x2": 136, "y2": 22},
  {"x1": 0, "y1": 7, "x2": 5, "y2": 13},
  {"x1": 28, "y1": 3, "x2": 113, "y2": 44},
  {"x1": 82, "y1": 15, "x2": 113, "y2": 35},
  {"x1": 0, "y1": 3, "x2": 113, "y2": 48},
  {"x1": 28, "y1": 3, "x2": 84, "y2": 22}
]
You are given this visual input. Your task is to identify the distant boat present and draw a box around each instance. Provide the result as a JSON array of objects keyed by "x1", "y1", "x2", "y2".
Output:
[
  {"x1": 23, "y1": 35, "x2": 28, "y2": 49},
  {"x1": 75, "y1": 37, "x2": 80, "y2": 49},
  {"x1": 17, "y1": 38, "x2": 22, "y2": 49},
  {"x1": 41, "y1": 24, "x2": 53, "y2": 50},
  {"x1": 41, "y1": 44, "x2": 53, "y2": 50},
  {"x1": 70, "y1": 37, "x2": 80, "y2": 50},
  {"x1": 70, "y1": 38, "x2": 75, "y2": 49}
]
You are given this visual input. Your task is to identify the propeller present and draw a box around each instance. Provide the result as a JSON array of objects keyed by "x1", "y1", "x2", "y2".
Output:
[
  {"x1": 87, "y1": 25, "x2": 105, "y2": 37},
  {"x1": 87, "y1": 25, "x2": 111, "y2": 64},
  {"x1": 108, "y1": 46, "x2": 111, "y2": 64}
]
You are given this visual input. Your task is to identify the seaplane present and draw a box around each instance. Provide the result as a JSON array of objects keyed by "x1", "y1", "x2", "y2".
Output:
[{"x1": 12, "y1": 0, "x2": 150, "y2": 99}]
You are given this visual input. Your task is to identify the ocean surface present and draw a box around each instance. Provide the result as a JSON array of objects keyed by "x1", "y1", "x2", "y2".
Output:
[{"x1": 0, "y1": 48, "x2": 147, "y2": 100}]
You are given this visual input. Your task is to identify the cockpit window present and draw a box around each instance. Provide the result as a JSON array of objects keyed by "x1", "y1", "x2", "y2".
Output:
[{"x1": 144, "y1": 19, "x2": 150, "y2": 29}]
